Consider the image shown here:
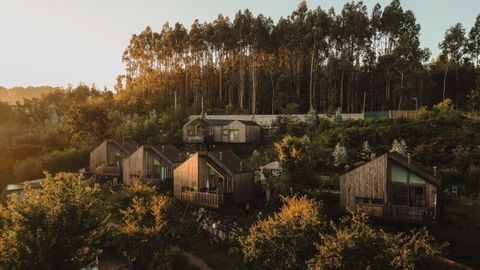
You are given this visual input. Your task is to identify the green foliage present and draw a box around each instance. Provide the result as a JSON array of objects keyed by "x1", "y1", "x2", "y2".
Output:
[
  {"x1": 332, "y1": 143, "x2": 348, "y2": 169},
  {"x1": 105, "y1": 180, "x2": 157, "y2": 220},
  {"x1": 433, "y1": 98, "x2": 455, "y2": 112},
  {"x1": 240, "y1": 196, "x2": 324, "y2": 270},
  {"x1": 64, "y1": 102, "x2": 109, "y2": 147},
  {"x1": 390, "y1": 138, "x2": 408, "y2": 156},
  {"x1": 113, "y1": 185, "x2": 190, "y2": 269},
  {"x1": 0, "y1": 173, "x2": 109, "y2": 270},
  {"x1": 13, "y1": 148, "x2": 90, "y2": 181},
  {"x1": 275, "y1": 135, "x2": 314, "y2": 188},
  {"x1": 148, "y1": 245, "x2": 193, "y2": 270},
  {"x1": 307, "y1": 212, "x2": 446, "y2": 270}
]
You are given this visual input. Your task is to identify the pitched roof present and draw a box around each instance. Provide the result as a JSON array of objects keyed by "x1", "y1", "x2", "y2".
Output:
[
  {"x1": 387, "y1": 152, "x2": 441, "y2": 186},
  {"x1": 262, "y1": 161, "x2": 282, "y2": 171},
  {"x1": 203, "y1": 150, "x2": 253, "y2": 174},
  {"x1": 153, "y1": 144, "x2": 186, "y2": 164},
  {"x1": 204, "y1": 119, "x2": 234, "y2": 126},
  {"x1": 109, "y1": 139, "x2": 139, "y2": 155},
  {"x1": 238, "y1": 120, "x2": 260, "y2": 126}
]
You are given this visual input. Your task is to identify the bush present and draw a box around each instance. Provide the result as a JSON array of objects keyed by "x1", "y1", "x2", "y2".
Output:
[
  {"x1": 0, "y1": 173, "x2": 109, "y2": 269},
  {"x1": 240, "y1": 196, "x2": 325, "y2": 270},
  {"x1": 307, "y1": 212, "x2": 446, "y2": 270},
  {"x1": 113, "y1": 187, "x2": 191, "y2": 269}
]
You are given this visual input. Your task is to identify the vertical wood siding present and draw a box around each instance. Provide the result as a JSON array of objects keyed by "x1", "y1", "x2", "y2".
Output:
[{"x1": 340, "y1": 154, "x2": 388, "y2": 216}]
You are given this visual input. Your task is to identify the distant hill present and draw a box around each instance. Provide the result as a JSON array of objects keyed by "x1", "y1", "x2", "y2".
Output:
[{"x1": 0, "y1": 86, "x2": 58, "y2": 104}]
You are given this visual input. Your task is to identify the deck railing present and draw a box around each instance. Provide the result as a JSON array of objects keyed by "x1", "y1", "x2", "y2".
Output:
[
  {"x1": 180, "y1": 191, "x2": 224, "y2": 208},
  {"x1": 93, "y1": 166, "x2": 120, "y2": 176},
  {"x1": 391, "y1": 205, "x2": 435, "y2": 221},
  {"x1": 356, "y1": 204, "x2": 384, "y2": 217}
]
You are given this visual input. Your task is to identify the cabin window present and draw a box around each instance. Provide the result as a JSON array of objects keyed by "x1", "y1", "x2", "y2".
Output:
[
  {"x1": 153, "y1": 158, "x2": 160, "y2": 177},
  {"x1": 390, "y1": 164, "x2": 427, "y2": 207},
  {"x1": 160, "y1": 166, "x2": 166, "y2": 180},
  {"x1": 392, "y1": 183, "x2": 409, "y2": 205},
  {"x1": 391, "y1": 164, "x2": 408, "y2": 183},
  {"x1": 229, "y1": 130, "x2": 239, "y2": 141},
  {"x1": 356, "y1": 197, "x2": 384, "y2": 205},
  {"x1": 108, "y1": 150, "x2": 122, "y2": 166},
  {"x1": 222, "y1": 129, "x2": 229, "y2": 136},
  {"x1": 410, "y1": 185, "x2": 425, "y2": 206}
]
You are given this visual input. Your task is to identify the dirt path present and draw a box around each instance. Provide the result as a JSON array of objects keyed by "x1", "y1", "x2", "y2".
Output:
[{"x1": 184, "y1": 252, "x2": 213, "y2": 270}]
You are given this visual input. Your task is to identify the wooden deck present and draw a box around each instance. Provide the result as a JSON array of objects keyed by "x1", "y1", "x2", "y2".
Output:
[
  {"x1": 180, "y1": 191, "x2": 224, "y2": 208},
  {"x1": 93, "y1": 166, "x2": 120, "y2": 176},
  {"x1": 390, "y1": 205, "x2": 436, "y2": 221}
]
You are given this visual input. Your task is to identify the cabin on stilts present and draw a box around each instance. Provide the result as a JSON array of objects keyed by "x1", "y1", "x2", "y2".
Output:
[
  {"x1": 89, "y1": 139, "x2": 139, "y2": 183},
  {"x1": 340, "y1": 152, "x2": 442, "y2": 224},
  {"x1": 123, "y1": 144, "x2": 186, "y2": 189},
  {"x1": 183, "y1": 118, "x2": 261, "y2": 144},
  {"x1": 173, "y1": 150, "x2": 254, "y2": 208}
]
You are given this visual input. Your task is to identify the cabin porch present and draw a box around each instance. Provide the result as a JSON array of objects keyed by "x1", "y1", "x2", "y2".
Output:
[
  {"x1": 180, "y1": 191, "x2": 230, "y2": 208},
  {"x1": 356, "y1": 203, "x2": 437, "y2": 223},
  {"x1": 93, "y1": 165, "x2": 121, "y2": 176}
]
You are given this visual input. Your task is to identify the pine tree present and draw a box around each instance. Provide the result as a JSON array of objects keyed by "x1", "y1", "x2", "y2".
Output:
[
  {"x1": 390, "y1": 139, "x2": 408, "y2": 156},
  {"x1": 361, "y1": 140, "x2": 375, "y2": 161},
  {"x1": 333, "y1": 143, "x2": 348, "y2": 169}
]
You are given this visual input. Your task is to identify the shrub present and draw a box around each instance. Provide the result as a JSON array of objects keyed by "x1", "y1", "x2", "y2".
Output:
[{"x1": 240, "y1": 196, "x2": 324, "y2": 270}]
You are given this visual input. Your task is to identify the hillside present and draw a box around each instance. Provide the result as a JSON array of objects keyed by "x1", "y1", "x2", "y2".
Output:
[{"x1": 0, "y1": 86, "x2": 58, "y2": 104}]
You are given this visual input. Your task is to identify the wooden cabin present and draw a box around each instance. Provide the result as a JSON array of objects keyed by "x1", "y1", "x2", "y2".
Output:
[
  {"x1": 183, "y1": 118, "x2": 261, "y2": 144},
  {"x1": 123, "y1": 144, "x2": 186, "y2": 188},
  {"x1": 89, "y1": 139, "x2": 139, "y2": 180},
  {"x1": 340, "y1": 152, "x2": 441, "y2": 224},
  {"x1": 173, "y1": 150, "x2": 254, "y2": 208}
]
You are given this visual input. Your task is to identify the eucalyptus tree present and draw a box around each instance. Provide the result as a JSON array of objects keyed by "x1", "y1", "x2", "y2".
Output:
[
  {"x1": 468, "y1": 14, "x2": 480, "y2": 67},
  {"x1": 440, "y1": 23, "x2": 467, "y2": 102}
]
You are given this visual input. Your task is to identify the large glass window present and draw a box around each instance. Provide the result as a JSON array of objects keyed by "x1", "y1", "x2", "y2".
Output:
[
  {"x1": 392, "y1": 183, "x2": 409, "y2": 205},
  {"x1": 390, "y1": 164, "x2": 427, "y2": 206},
  {"x1": 391, "y1": 165, "x2": 408, "y2": 183},
  {"x1": 229, "y1": 130, "x2": 239, "y2": 141}
]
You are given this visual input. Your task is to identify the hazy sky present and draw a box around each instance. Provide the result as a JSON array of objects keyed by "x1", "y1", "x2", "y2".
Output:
[{"x1": 0, "y1": 0, "x2": 479, "y2": 89}]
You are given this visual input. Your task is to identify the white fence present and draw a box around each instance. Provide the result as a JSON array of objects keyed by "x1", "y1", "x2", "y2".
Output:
[{"x1": 188, "y1": 113, "x2": 364, "y2": 127}]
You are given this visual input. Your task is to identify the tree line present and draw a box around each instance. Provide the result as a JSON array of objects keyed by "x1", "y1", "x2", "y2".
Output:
[{"x1": 115, "y1": 0, "x2": 480, "y2": 115}]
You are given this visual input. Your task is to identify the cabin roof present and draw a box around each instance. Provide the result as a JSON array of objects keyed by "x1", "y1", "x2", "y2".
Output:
[
  {"x1": 152, "y1": 144, "x2": 186, "y2": 163},
  {"x1": 387, "y1": 152, "x2": 441, "y2": 186},
  {"x1": 262, "y1": 161, "x2": 282, "y2": 171},
  {"x1": 237, "y1": 120, "x2": 260, "y2": 126},
  {"x1": 203, "y1": 119, "x2": 233, "y2": 126},
  {"x1": 108, "y1": 139, "x2": 139, "y2": 155},
  {"x1": 186, "y1": 118, "x2": 260, "y2": 127},
  {"x1": 202, "y1": 150, "x2": 253, "y2": 175}
]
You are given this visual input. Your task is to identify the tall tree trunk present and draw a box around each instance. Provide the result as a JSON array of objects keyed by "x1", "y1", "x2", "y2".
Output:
[
  {"x1": 270, "y1": 70, "x2": 275, "y2": 114},
  {"x1": 251, "y1": 54, "x2": 257, "y2": 114},
  {"x1": 340, "y1": 69, "x2": 345, "y2": 111},
  {"x1": 309, "y1": 49, "x2": 315, "y2": 110},
  {"x1": 456, "y1": 66, "x2": 459, "y2": 107},
  {"x1": 219, "y1": 53, "x2": 223, "y2": 102},
  {"x1": 296, "y1": 56, "x2": 301, "y2": 98},
  {"x1": 443, "y1": 63, "x2": 449, "y2": 101},
  {"x1": 239, "y1": 56, "x2": 245, "y2": 110}
]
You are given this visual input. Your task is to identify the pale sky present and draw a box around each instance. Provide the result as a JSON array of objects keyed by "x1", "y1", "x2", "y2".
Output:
[{"x1": 0, "y1": 0, "x2": 479, "y2": 89}]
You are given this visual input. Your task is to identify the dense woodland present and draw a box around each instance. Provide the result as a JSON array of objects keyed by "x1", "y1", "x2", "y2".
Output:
[{"x1": 115, "y1": 0, "x2": 480, "y2": 114}]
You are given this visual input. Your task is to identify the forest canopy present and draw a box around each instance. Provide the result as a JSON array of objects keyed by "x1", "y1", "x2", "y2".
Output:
[{"x1": 115, "y1": 0, "x2": 480, "y2": 115}]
